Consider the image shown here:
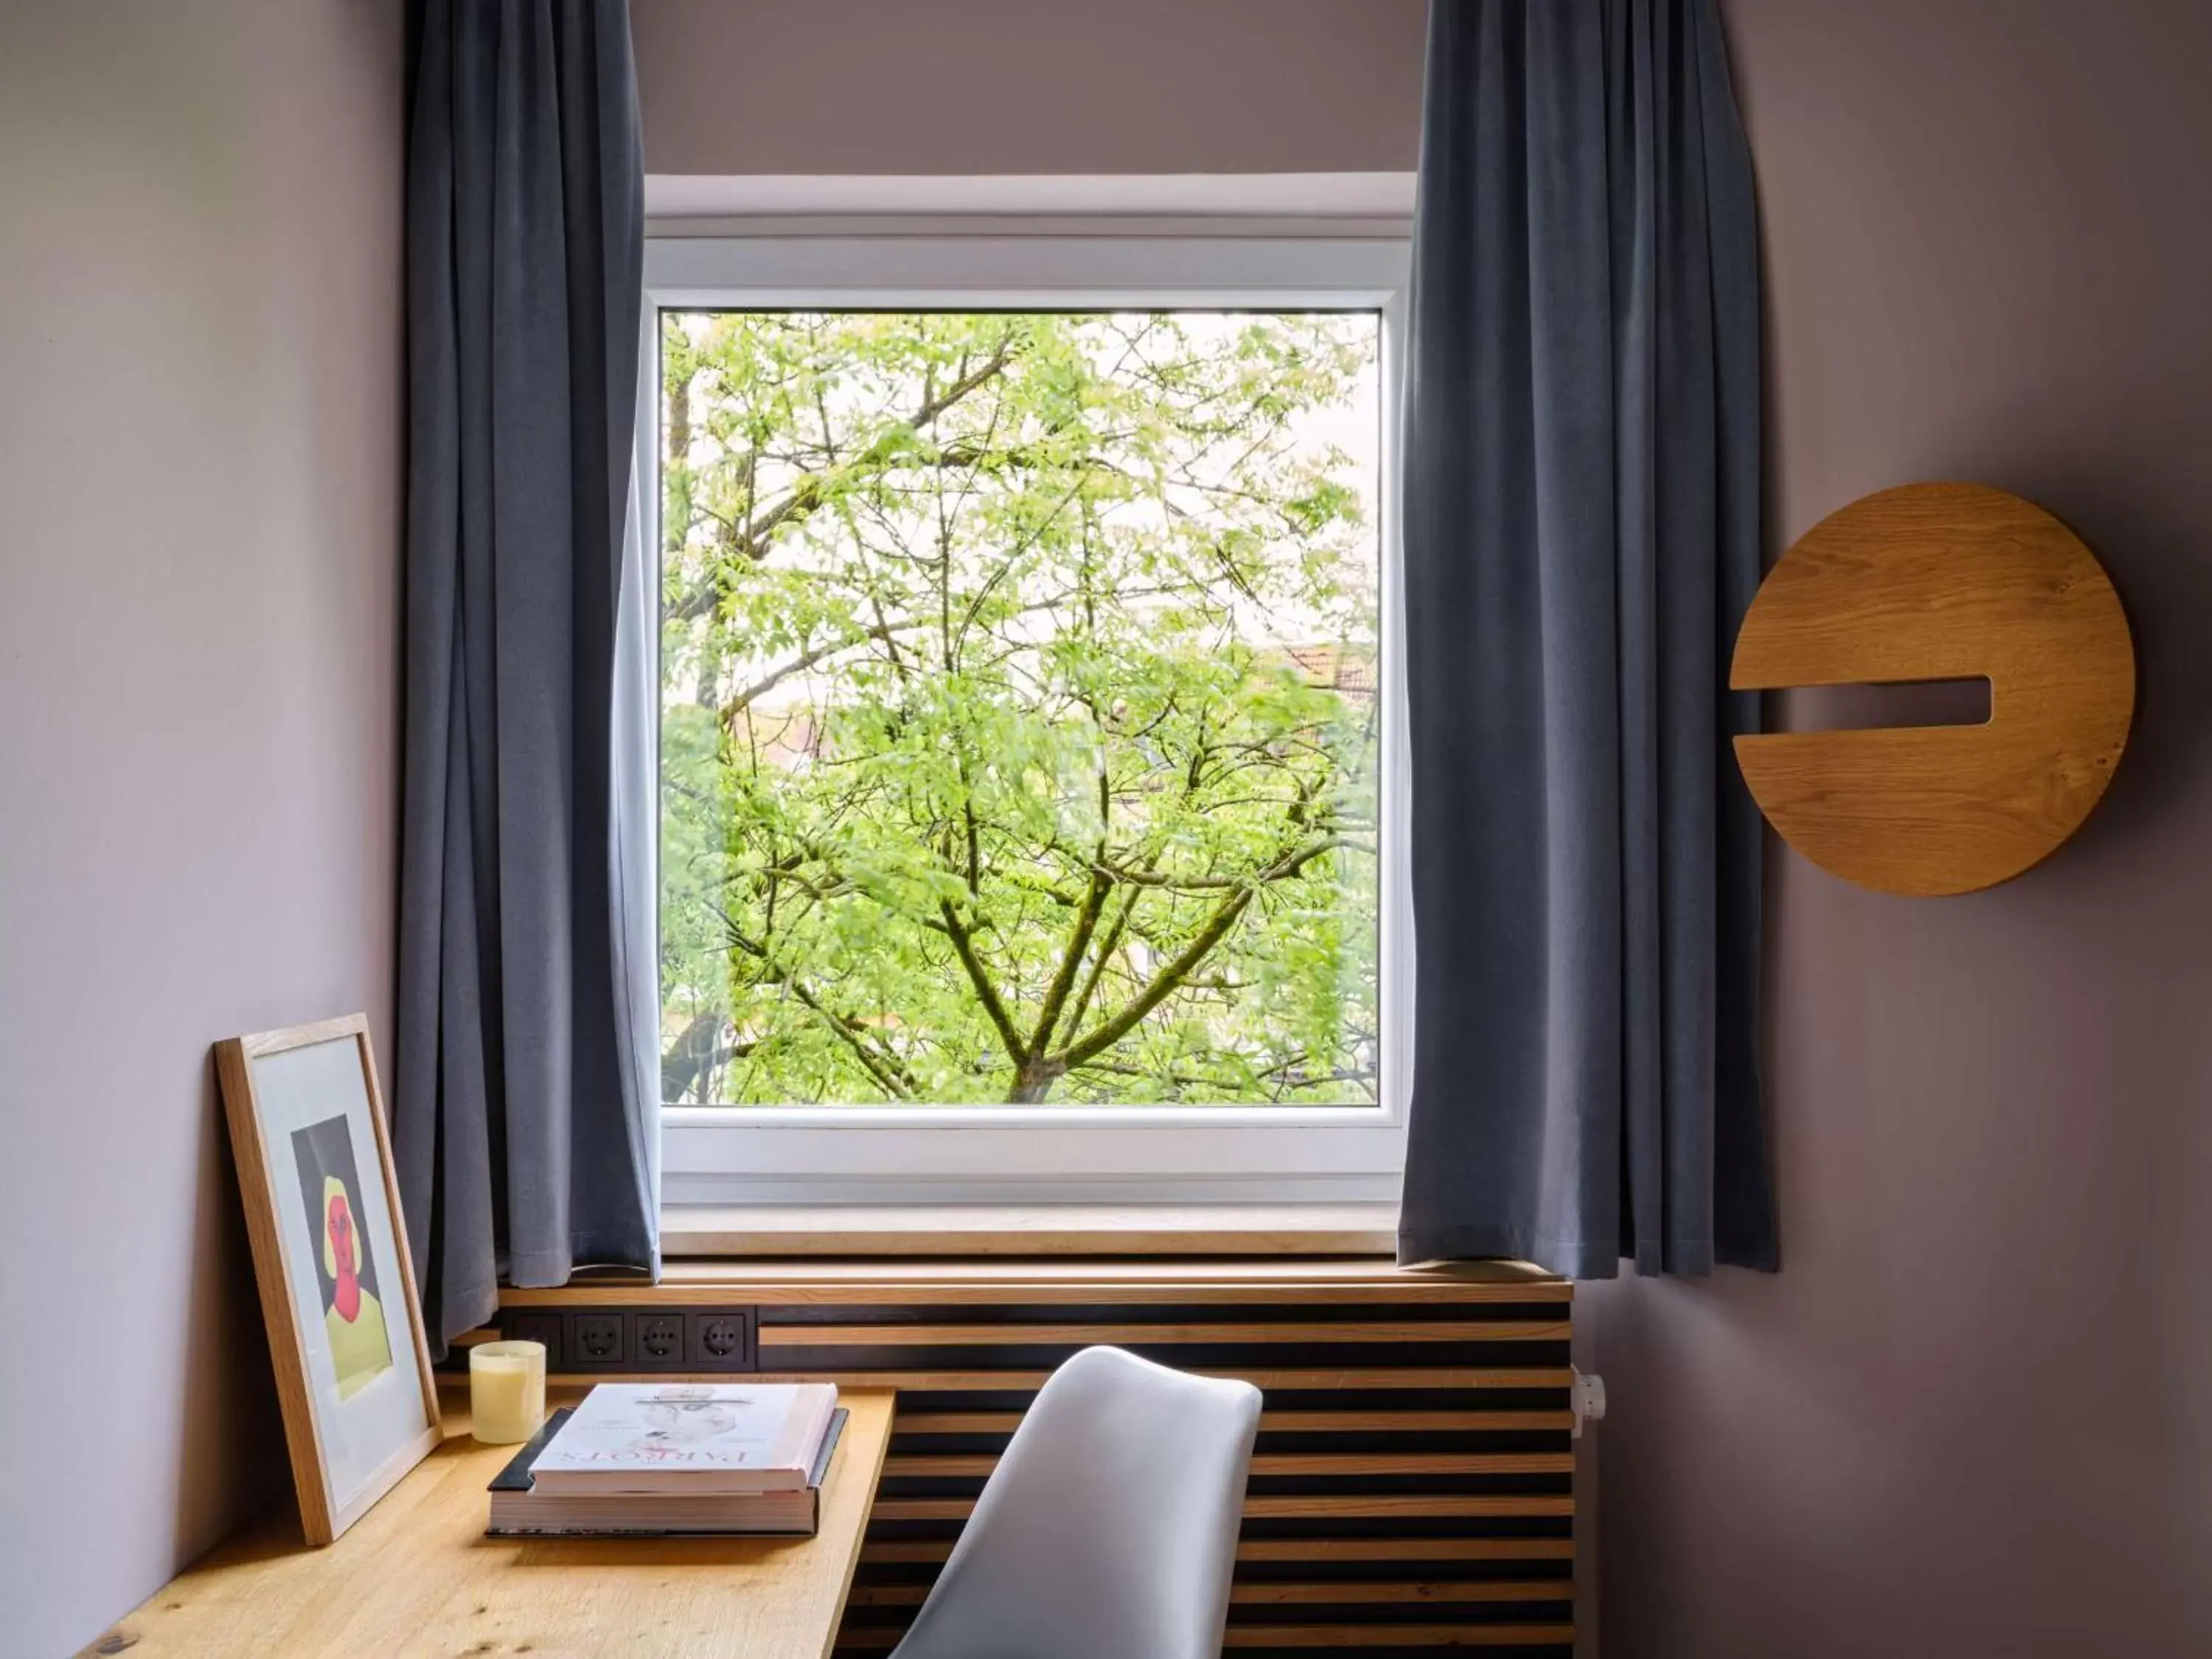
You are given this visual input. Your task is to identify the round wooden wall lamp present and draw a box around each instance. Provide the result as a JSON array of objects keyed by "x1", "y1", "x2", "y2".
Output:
[{"x1": 1730, "y1": 481, "x2": 2135, "y2": 897}]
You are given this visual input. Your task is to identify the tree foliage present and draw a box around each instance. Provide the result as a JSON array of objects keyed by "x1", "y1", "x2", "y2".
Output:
[{"x1": 660, "y1": 310, "x2": 1379, "y2": 1106}]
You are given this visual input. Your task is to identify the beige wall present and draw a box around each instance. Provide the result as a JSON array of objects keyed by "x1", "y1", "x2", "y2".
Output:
[
  {"x1": 1589, "y1": 1, "x2": 2212, "y2": 1654},
  {"x1": 0, "y1": 3, "x2": 406, "y2": 1652},
  {"x1": 633, "y1": 0, "x2": 1427, "y2": 178}
]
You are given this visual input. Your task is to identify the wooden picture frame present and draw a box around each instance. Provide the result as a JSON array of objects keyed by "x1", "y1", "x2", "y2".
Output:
[{"x1": 214, "y1": 1015, "x2": 442, "y2": 1545}]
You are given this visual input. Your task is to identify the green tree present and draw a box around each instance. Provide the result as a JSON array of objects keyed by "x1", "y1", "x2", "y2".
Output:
[{"x1": 660, "y1": 310, "x2": 1379, "y2": 1106}]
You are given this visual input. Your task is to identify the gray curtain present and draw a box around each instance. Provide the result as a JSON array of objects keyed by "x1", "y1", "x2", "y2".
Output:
[
  {"x1": 1397, "y1": 0, "x2": 1777, "y2": 1277},
  {"x1": 394, "y1": 0, "x2": 656, "y2": 1353}
]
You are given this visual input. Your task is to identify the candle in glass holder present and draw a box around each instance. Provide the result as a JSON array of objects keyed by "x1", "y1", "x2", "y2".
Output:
[{"x1": 469, "y1": 1339, "x2": 546, "y2": 1444}]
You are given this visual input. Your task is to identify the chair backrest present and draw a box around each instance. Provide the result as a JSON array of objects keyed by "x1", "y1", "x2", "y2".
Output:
[{"x1": 888, "y1": 1345, "x2": 1262, "y2": 1659}]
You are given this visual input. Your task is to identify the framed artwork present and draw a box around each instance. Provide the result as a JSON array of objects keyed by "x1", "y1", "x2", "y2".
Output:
[{"x1": 214, "y1": 1015, "x2": 441, "y2": 1545}]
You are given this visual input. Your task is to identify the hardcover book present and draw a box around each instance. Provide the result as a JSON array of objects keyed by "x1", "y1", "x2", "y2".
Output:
[
  {"x1": 487, "y1": 1405, "x2": 848, "y2": 1537},
  {"x1": 527, "y1": 1383, "x2": 840, "y2": 1495}
]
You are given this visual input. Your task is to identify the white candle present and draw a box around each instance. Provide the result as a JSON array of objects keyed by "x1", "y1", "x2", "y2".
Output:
[{"x1": 470, "y1": 1340, "x2": 547, "y2": 1444}]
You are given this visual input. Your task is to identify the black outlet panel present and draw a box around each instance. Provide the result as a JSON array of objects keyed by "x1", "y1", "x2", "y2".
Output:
[
  {"x1": 505, "y1": 1310, "x2": 564, "y2": 1368},
  {"x1": 636, "y1": 1313, "x2": 684, "y2": 1363},
  {"x1": 500, "y1": 1306, "x2": 756, "y2": 1373},
  {"x1": 572, "y1": 1313, "x2": 625, "y2": 1366},
  {"x1": 688, "y1": 1311, "x2": 754, "y2": 1370}
]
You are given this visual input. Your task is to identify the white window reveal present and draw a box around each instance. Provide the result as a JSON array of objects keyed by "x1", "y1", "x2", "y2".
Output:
[{"x1": 645, "y1": 230, "x2": 1411, "y2": 1206}]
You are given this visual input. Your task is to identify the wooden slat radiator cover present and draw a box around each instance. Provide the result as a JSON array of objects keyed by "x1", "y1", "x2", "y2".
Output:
[{"x1": 498, "y1": 1259, "x2": 1576, "y2": 1655}]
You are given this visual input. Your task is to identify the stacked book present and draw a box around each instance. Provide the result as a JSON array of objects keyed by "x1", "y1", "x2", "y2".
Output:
[{"x1": 487, "y1": 1382, "x2": 844, "y2": 1537}]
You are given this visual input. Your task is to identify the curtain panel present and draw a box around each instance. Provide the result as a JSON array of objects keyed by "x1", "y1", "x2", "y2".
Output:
[
  {"x1": 1398, "y1": 0, "x2": 1778, "y2": 1277},
  {"x1": 394, "y1": 0, "x2": 657, "y2": 1352}
]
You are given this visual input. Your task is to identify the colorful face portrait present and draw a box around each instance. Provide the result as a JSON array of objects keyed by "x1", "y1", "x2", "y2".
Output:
[{"x1": 292, "y1": 1115, "x2": 394, "y2": 1399}]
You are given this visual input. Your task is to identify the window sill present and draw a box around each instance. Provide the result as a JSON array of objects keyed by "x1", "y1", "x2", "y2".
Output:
[{"x1": 658, "y1": 1201, "x2": 1401, "y2": 1259}]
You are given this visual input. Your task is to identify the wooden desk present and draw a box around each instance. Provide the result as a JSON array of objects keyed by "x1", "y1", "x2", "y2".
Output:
[{"x1": 91, "y1": 1389, "x2": 895, "y2": 1659}]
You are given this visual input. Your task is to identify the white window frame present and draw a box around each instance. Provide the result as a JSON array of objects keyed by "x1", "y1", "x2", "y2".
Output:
[{"x1": 644, "y1": 223, "x2": 1413, "y2": 1207}]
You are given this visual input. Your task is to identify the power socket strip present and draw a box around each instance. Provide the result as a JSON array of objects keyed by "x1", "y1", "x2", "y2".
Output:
[{"x1": 500, "y1": 1306, "x2": 757, "y2": 1374}]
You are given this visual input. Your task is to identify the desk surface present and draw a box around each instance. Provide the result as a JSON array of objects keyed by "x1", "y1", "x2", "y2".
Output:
[{"x1": 92, "y1": 1388, "x2": 896, "y2": 1659}]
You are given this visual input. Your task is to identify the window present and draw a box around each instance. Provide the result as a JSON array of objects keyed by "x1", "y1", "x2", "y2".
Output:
[{"x1": 646, "y1": 232, "x2": 1410, "y2": 1205}]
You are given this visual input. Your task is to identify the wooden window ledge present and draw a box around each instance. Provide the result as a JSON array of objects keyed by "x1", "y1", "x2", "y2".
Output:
[{"x1": 658, "y1": 1202, "x2": 1402, "y2": 1259}]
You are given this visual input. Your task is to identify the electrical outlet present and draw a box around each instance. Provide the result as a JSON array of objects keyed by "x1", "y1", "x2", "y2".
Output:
[
  {"x1": 688, "y1": 1310, "x2": 752, "y2": 1371},
  {"x1": 571, "y1": 1313, "x2": 625, "y2": 1366},
  {"x1": 505, "y1": 1311, "x2": 563, "y2": 1367},
  {"x1": 636, "y1": 1313, "x2": 684, "y2": 1365}
]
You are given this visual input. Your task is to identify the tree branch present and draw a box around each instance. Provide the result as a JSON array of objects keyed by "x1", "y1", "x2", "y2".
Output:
[
  {"x1": 939, "y1": 900, "x2": 1028, "y2": 1068},
  {"x1": 1028, "y1": 870, "x2": 1108, "y2": 1056},
  {"x1": 1090, "y1": 837, "x2": 1359, "y2": 892},
  {"x1": 719, "y1": 619, "x2": 916, "y2": 721},
  {"x1": 1060, "y1": 882, "x2": 1140, "y2": 1043},
  {"x1": 1048, "y1": 827, "x2": 1352, "y2": 1074},
  {"x1": 717, "y1": 591, "x2": 1082, "y2": 722},
  {"x1": 784, "y1": 978, "x2": 910, "y2": 1100},
  {"x1": 716, "y1": 911, "x2": 915, "y2": 1099},
  {"x1": 1051, "y1": 883, "x2": 1256, "y2": 1071},
  {"x1": 667, "y1": 336, "x2": 1019, "y2": 623}
]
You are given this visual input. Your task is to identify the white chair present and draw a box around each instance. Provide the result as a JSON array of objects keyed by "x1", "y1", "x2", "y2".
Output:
[{"x1": 888, "y1": 1344, "x2": 1262, "y2": 1659}]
